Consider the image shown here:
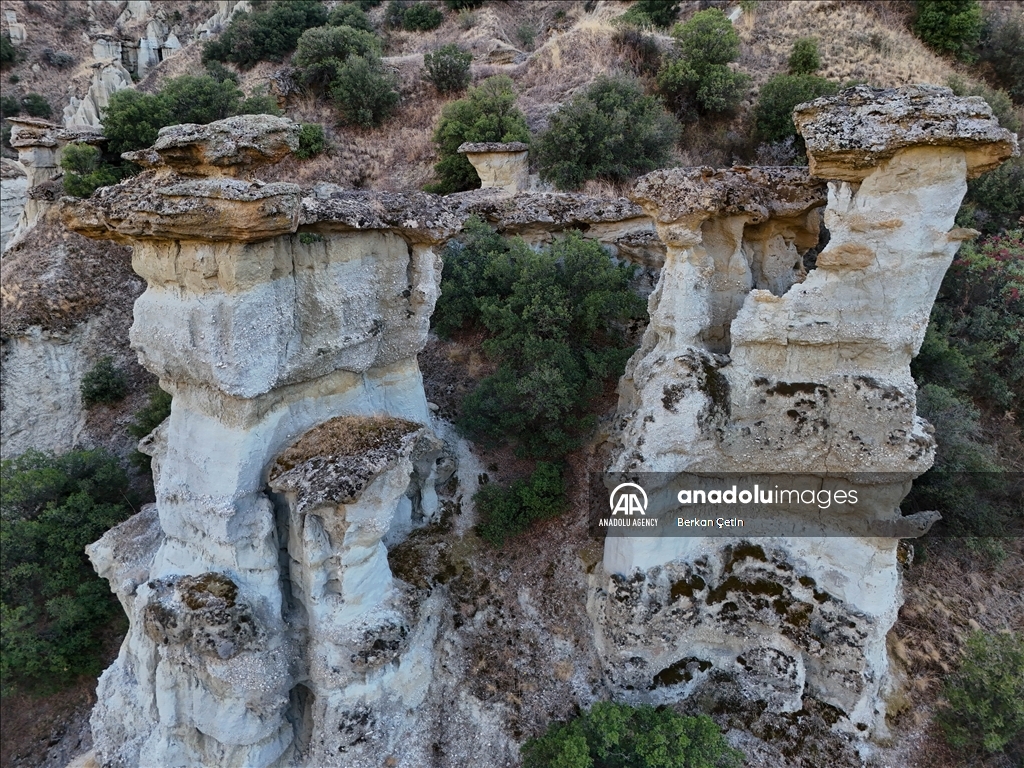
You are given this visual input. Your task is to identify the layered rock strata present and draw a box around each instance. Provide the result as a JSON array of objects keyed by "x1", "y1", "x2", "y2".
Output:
[
  {"x1": 66, "y1": 115, "x2": 461, "y2": 767},
  {"x1": 595, "y1": 86, "x2": 1019, "y2": 736}
]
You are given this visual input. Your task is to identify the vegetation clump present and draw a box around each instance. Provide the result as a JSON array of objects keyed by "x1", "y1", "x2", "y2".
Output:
[
  {"x1": 202, "y1": 0, "x2": 328, "y2": 69},
  {"x1": 423, "y1": 43, "x2": 473, "y2": 94},
  {"x1": 936, "y1": 631, "x2": 1024, "y2": 757},
  {"x1": 20, "y1": 93, "x2": 51, "y2": 118},
  {"x1": 327, "y1": 2, "x2": 375, "y2": 33},
  {"x1": 754, "y1": 73, "x2": 838, "y2": 144},
  {"x1": 913, "y1": 0, "x2": 983, "y2": 61},
  {"x1": 977, "y1": 9, "x2": 1024, "y2": 103},
  {"x1": 656, "y1": 8, "x2": 750, "y2": 120},
  {"x1": 522, "y1": 702, "x2": 744, "y2": 768},
  {"x1": 295, "y1": 123, "x2": 328, "y2": 159},
  {"x1": 536, "y1": 75, "x2": 679, "y2": 190},
  {"x1": 0, "y1": 33, "x2": 16, "y2": 68},
  {"x1": 62, "y1": 143, "x2": 120, "y2": 198},
  {"x1": 427, "y1": 75, "x2": 530, "y2": 193},
  {"x1": 80, "y1": 357, "x2": 128, "y2": 407},
  {"x1": 128, "y1": 386, "x2": 173, "y2": 472},
  {"x1": 619, "y1": 0, "x2": 681, "y2": 29},
  {"x1": 386, "y1": 1, "x2": 444, "y2": 31},
  {"x1": 788, "y1": 37, "x2": 820, "y2": 74},
  {"x1": 434, "y1": 218, "x2": 644, "y2": 458},
  {"x1": 475, "y1": 462, "x2": 565, "y2": 547},
  {"x1": 1, "y1": 449, "x2": 137, "y2": 694}
]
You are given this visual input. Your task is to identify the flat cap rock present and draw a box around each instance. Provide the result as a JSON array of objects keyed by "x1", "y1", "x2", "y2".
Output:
[
  {"x1": 122, "y1": 114, "x2": 299, "y2": 177},
  {"x1": 631, "y1": 166, "x2": 826, "y2": 224},
  {"x1": 794, "y1": 84, "x2": 1020, "y2": 181},
  {"x1": 301, "y1": 184, "x2": 465, "y2": 243},
  {"x1": 457, "y1": 141, "x2": 529, "y2": 154},
  {"x1": 457, "y1": 189, "x2": 647, "y2": 229}
]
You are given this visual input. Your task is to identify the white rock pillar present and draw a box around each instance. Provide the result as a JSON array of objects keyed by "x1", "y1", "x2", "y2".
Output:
[
  {"x1": 64, "y1": 115, "x2": 462, "y2": 768},
  {"x1": 594, "y1": 86, "x2": 1018, "y2": 737},
  {"x1": 458, "y1": 141, "x2": 530, "y2": 192}
]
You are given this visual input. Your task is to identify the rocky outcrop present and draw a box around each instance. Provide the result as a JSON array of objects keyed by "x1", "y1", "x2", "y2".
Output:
[
  {"x1": 595, "y1": 86, "x2": 1019, "y2": 739},
  {"x1": 458, "y1": 142, "x2": 530, "y2": 192},
  {"x1": 63, "y1": 59, "x2": 134, "y2": 129},
  {"x1": 67, "y1": 115, "x2": 462, "y2": 767},
  {"x1": 0, "y1": 161, "x2": 28, "y2": 253}
]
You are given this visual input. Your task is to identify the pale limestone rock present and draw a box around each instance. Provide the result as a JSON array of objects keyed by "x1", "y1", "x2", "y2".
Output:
[
  {"x1": 793, "y1": 84, "x2": 1019, "y2": 181},
  {"x1": 64, "y1": 115, "x2": 463, "y2": 768},
  {"x1": 457, "y1": 142, "x2": 530, "y2": 192},
  {"x1": 4, "y1": 9, "x2": 27, "y2": 45},
  {"x1": 0, "y1": 164, "x2": 27, "y2": 252},
  {"x1": 596, "y1": 86, "x2": 1019, "y2": 738},
  {"x1": 63, "y1": 60, "x2": 134, "y2": 129}
]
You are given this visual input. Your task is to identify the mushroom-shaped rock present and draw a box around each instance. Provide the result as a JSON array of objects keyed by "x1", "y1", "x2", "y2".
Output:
[
  {"x1": 457, "y1": 141, "x2": 530, "y2": 192},
  {"x1": 793, "y1": 84, "x2": 1020, "y2": 181},
  {"x1": 122, "y1": 114, "x2": 300, "y2": 177}
]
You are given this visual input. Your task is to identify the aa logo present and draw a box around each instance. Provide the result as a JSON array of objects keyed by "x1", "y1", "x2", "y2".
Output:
[{"x1": 609, "y1": 482, "x2": 648, "y2": 516}]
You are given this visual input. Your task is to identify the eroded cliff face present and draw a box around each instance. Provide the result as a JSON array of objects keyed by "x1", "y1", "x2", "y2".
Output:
[{"x1": 596, "y1": 85, "x2": 1019, "y2": 737}]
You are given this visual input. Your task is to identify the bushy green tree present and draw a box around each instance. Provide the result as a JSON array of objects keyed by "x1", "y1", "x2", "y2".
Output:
[
  {"x1": 80, "y1": 357, "x2": 128, "y2": 406},
  {"x1": 159, "y1": 74, "x2": 245, "y2": 125},
  {"x1": 329, "y1": 55, "x2": 400, "y2": 127},
  {"x1": 937, "y1": 631, "x2": 1024, "y2": 756},
  {"x1": 436, "y1": 219, "x2": 645, "y2": 457},
  {"x1": 328, "y1": 2, "x2": 375, "y2": 33},
  {"x1": 522, "y1": 702, "x2": 744, "y2": 768},
  {"x1": 292, "y1": 24, "x2": 382, "y2": 88},
  {"x1": 295, "y1": 123, "x2": 328, "y2": 159},
  {"x1": 444, "y1": 0, "x2": 484, "y2": 9},
  {"x1": 0, "y1": 94, "x2": 20, "y2": 118},
  {"x1": 978, "y1": 10, "x2": 1024, "y2": 103},
  {"x1": 475, "y1": 462, "x2": 565, "y2": 546},
  {"x1": 102, "y1": 90, "x2": 173, "y2": 156},
  {"x1": 1, "y1": 33, "x2": 15, "y2": 67},
  {"x1": 536, "y1": 75, "x2": 679, "y2": 190},
  {"x1": 423, "y1": 43, "x2": 472, "y2": 94},
  {"x1": 202, "y1": 0, "x2": 328, "y2": 69},
  {"x1": 753, "y1": 73, "x2": 838, "y2": 143},
  {"x1": 21, "y1": 92, "x2": 51, "y2": 118},
  {"x1": 1, "y1": 450, "x2": 136, "y2": 693},
  {"x1": 913, "y1": 0, "x2": 983, "y2": 61},
  {"x1": 630, "y1": 0, "x2": 681, "y2": 28},
  {"x1": 428, "y1": 75, "x2": 530, "y2": 193},
  {"x1": 401, "y1": 2, "x2": 444, "y2": 31},
  {"x1": 656, "y1": 8, "x2": 749, "y2": 119},
  {"x1": 62, "y1": 143, "x2": 120, "y2": 198},
  {"x1": 788, "y1": 37, "x2": 820, "y2": 74}
]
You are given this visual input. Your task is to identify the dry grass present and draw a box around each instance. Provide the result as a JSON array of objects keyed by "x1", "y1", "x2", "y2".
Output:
[{"x1": 274, "y1": 415, "x2": 421, "y2": 470}]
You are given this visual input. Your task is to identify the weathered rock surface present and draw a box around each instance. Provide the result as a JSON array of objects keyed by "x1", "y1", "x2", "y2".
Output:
[
  {"x1": 66, "y1": 116, "x2": 461, "y2": 768},
  {"x1": 597, "y1": 85, "x2": 1019, "y2": 739},
  {"x1": 458, "y1": 141, "x2": 530, "y2": 192},
  {"x1": 0, "y1": 162, "x2": 27, "y2": 252},
  {"x1": 793, "y1": 84, "x2": 1019, "y2": 181}
]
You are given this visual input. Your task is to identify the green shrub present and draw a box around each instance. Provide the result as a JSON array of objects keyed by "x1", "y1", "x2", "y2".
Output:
[
  {"x1": 62, "y1": 143, "x2": 120, "y2": 198},
  {"x1": 437, "y1": 219, "x2": 645, "y2": 457},
  {"x1": 204, "y1": 59, "x2": 240, "y2": 84},
  {"x1": 536, "y1": 75, "x2": 679, "y2": 190},
  {"x1": 202, "y1": 0, "x2": 328, "y2": 69},
  {"x1": 475, "y1": 462, "x2": 565, "y2": 546},
  {"x1": 656, "y1": 8, "x2": 749, "y2": 119},
  {"x1": 423, "y1": 43, "x2": 472, "y2": 94},
  {"x1": 20, "y1": 92, "x2": 51, "y2": 118},
  {"x1": 913, "y1": 0, "x2": 982, "y2": 61},
  {"x1": 1, "y1": 449, "x2": 136, "y2": 694},
  {"x1": 427, "y1": 75, "x2": 530, "y2": 193},
  {"x1": 628, "y1": 0, "x2": 681, "y2": 28},
  {"x1": 754, "y1": 73, "x2": 838, "y2": 143},
  {"x1": 444, "y1": 0, "x2": 483, "y2": 9},
  {"x1": 0, "y1": 33, "x2": 15, "y2": 68},
  {"x1": 292, "y1": 24, "x2": 382, "y2": 89},
  {"x1": 978, "y1": 10, "x2": 1024, "y2": 103},
  {"x1": 958, "y1": 156, "x2": 1024, "y2": 234},
  {"x1": 102, "y1": 90, "x2": 173, "y2": 156},
  {"x1": 328, "y1": 2, "x2": 375, "y2": 33},
  {"x1": 329, "y1": 55, "x2": 400, "y2": 127},
  {"x1": 237, "y1": 91, "x2": 283, "y2": 116},
  {"x1": 159, "y1": 74, "x2": 245, "y2": 125},
  {"x1": 80, "y1": 358, "x2": 128, "y2": 406},
  {"x1": 0, "y1": 94, "x2": 21, "y2": 118},
  {"x1": 788, "y1": 37, "x2": 820, "y2": 74},
  {"x1": 296, "y1": 123, "x2": 327, "y2": 158},
  {"x1": 42, "y1": 48, "x2": 75, "y2": 69},
  {"x1": 403, "y1": 2, "x2": 444, "y2": 31},
  {"x1": 128, "y1": 386, "x2": 172, "y2": 472},
  {"x1": 356, "y1": 0, "x2": 384, "y2": 8},
  {"x1": 937, "y1": 631, "x2": 1024, "y2": 756},
  {"x1": 522, "y1": 702, "x2": 744, "y2": 768},
  {"x1": 613, "y1": 27, "x2": 662, "y2": 78}
]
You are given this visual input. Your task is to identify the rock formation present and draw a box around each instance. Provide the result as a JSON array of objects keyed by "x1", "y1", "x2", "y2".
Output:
[
  {"x1": 458, "y1": 141, "x2": 530, "y2": 192},
  {"x1": 594, "y1": 85, "x2": 1018, "y2": 736},
  {"x1": 65, "y1": 115, "x2": 461, "y2": 767}
]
